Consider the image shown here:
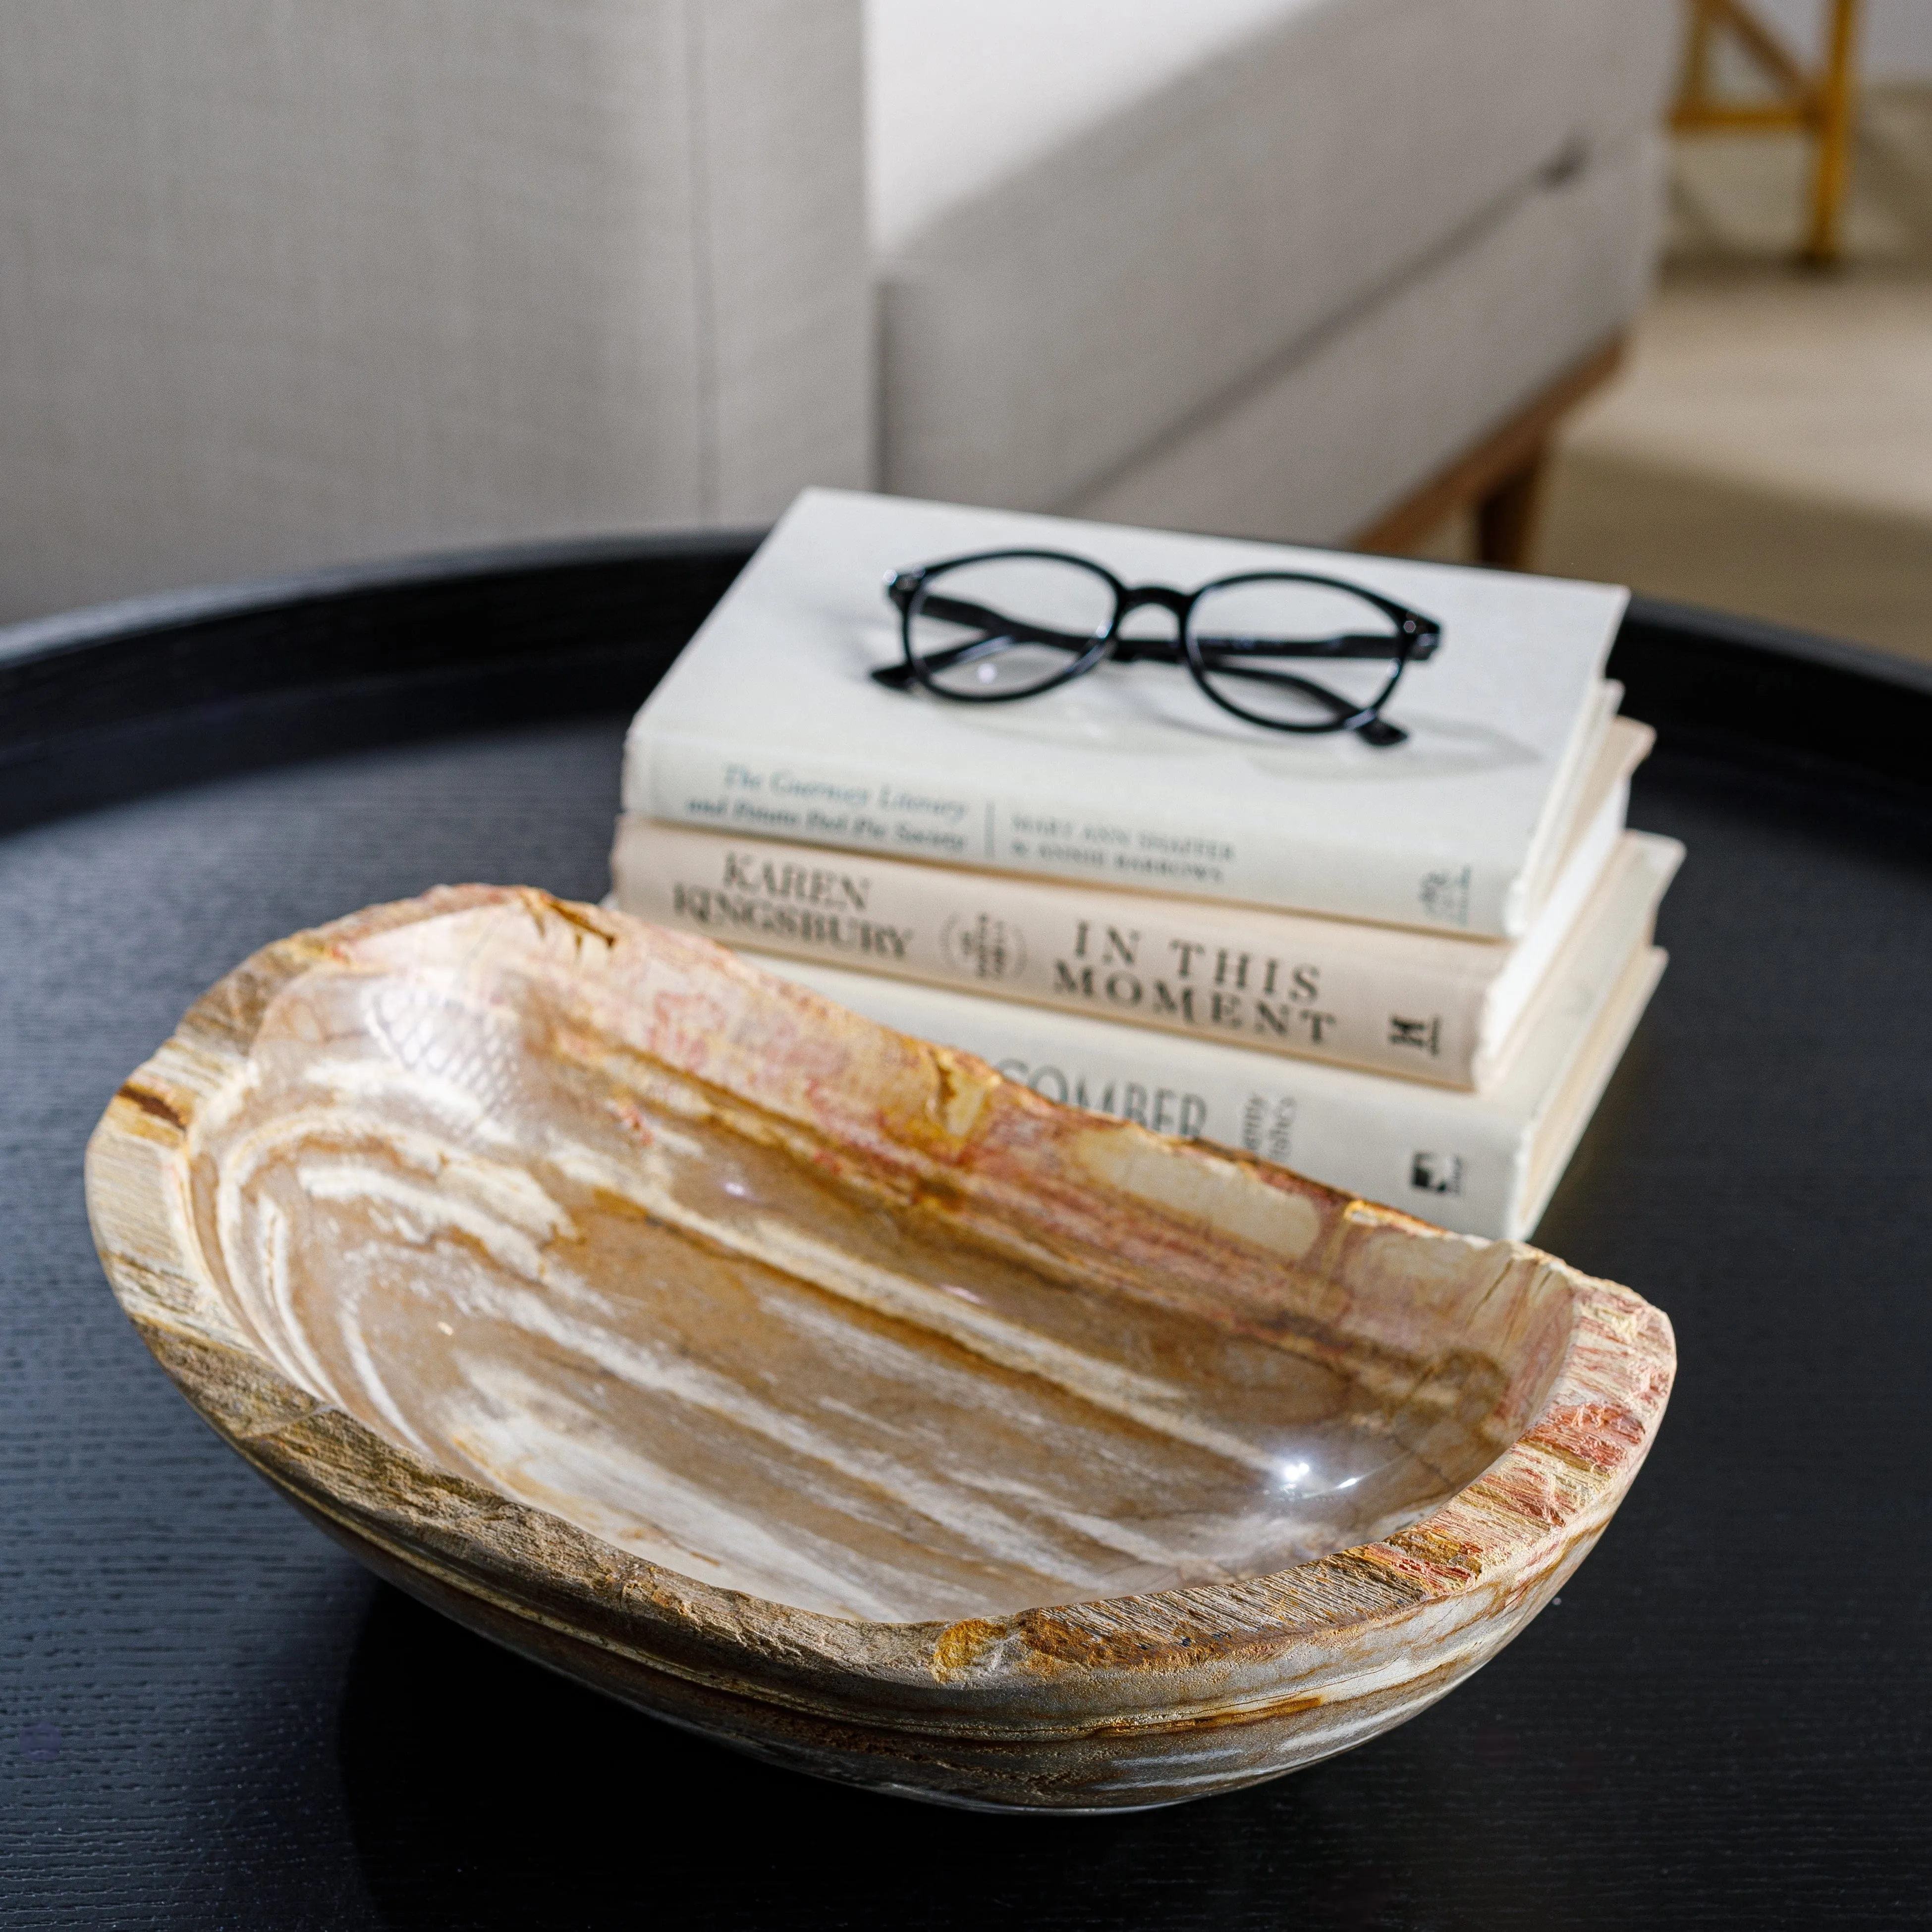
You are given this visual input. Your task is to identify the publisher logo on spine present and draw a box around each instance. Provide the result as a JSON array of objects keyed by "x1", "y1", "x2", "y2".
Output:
[
  {"x1": 1241, "y1": 1094, "x2": 1296, "y2": 1166},
  {"x1": 942, "y1": 913, "x2": 1026, "y2": 982},
  {"x1": 1417, "y1": 864, "x2": 1472, "y2": 928}
]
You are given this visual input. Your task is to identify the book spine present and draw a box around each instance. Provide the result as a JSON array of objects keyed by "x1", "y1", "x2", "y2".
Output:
[
  {"x1": 630, "y1": 729, "x2": 1521, "y2": 937},
  {"x1": 612, "y1": 818, "x2": 1496, "y2": 1088},
  {"x1": 744, "y1": 954, "x2": 1529, "y2": 1241}
]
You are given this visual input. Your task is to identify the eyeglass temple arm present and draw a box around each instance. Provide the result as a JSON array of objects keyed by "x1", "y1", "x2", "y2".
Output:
[
  {"x1": 1115, "y1": 632, "x2": 1437, "y2": 664},
  {"x1": 873, "y1": 591, "x2": 1101, "y2": 688},
  {"x1": 891, "y1": 588, "x2": 1438, "y2": 661},
  {"x1": 888, "y1": 578, "x2": 1437, "y2": 655},
  {"x1": 869, "y1": 625, "x2": 1085, "y2": 688},
  {"x1": 1193, "y1": 656, "x2": 1413, "y2": 745}
]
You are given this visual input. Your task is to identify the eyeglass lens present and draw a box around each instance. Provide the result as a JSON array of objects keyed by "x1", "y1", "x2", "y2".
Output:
[
  {"x1": 1186, "y1": 578, "x2": 1404, "y2": 730},
  {"x1": 907, "y1": 555, "x2": 1115, "y2": 698}
]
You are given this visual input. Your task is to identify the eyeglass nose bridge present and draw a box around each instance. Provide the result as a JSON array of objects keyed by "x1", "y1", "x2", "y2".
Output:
[
  {"x1": 1106, "y1": 584, "x2": 1196, "y2": 660},
  {"x1": 1114, "y1": 583, "x2": 1195, "y2": 624},
  {"x1": 1093, "y1": 582, "x2": 1218, "y2": 673}
]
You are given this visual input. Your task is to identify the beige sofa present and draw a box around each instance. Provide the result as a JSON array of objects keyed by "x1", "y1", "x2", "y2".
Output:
[{"x1": 0, "y1": 0, "x2": 1676, "y2": 622}]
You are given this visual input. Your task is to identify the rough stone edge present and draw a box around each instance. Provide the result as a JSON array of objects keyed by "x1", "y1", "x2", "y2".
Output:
[{"x1": 83, "y1": 886, "x2": 1678, "y2": 1738}]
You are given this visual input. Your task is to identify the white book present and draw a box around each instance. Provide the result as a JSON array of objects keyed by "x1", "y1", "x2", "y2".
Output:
[
  {"x1": 623, "y1": 488, "x2": 1631, "y2": 937},
  {"x1": 614, "y1": 717, "x2": 1652, "y2": 1091},
  {"x1": 740, "y1": 831, "x2": 1683, "y2": 1242}
]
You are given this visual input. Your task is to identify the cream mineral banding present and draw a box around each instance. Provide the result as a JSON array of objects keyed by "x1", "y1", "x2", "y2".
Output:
[{"x1": 87, "y1": 886, "x2": 1675, "y2": 1812}]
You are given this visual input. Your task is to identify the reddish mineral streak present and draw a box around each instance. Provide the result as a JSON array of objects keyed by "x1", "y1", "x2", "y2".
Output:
[
  {"x1": 85, "y1": 885, "x2": 1675, "y2": 1812},
  {"x1": 116, "y1": 1080, "x2": 187, "y2": 1130}
]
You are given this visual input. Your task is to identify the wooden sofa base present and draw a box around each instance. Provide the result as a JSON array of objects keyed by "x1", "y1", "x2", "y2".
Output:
[{"x1": 1352, "y1": 335, "x2": 1625, "y2": 570}]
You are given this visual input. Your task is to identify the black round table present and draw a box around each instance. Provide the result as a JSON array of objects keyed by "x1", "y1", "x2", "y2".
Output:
[{"x1": 3, "y1": 539, "x2": 1928, "y2": 1930}]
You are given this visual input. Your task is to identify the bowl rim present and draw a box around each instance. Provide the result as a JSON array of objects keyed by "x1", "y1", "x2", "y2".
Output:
[{"x1": 85, "y1": 884, "x2": 1676, "y2": 1736}]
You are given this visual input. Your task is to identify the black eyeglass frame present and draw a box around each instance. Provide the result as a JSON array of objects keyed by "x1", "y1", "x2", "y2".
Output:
[{"x1": 871, "y1": 548, "x2": 1441, "y2": 746}]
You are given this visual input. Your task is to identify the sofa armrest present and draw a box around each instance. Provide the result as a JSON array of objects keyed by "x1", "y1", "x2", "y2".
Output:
[{"x1": 0, "y1": 0, "x2": 869, "y2": 621}]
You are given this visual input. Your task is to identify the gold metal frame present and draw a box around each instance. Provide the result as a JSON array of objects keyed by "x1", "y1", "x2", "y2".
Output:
[{"x1": 1672, "y1": 0, "x2": 1865, "y2": 264}]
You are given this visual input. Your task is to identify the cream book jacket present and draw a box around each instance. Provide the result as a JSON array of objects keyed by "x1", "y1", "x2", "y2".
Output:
[
  {"x1": 751, "y1": 831, "x2": 1684, "y2": 1243},
  {"x1": 622, "y1": 489, "x2": 1632, "y2": 938},
  {"x1": 614, "y1": 718, "x2": 1650, "y2": 1090}
]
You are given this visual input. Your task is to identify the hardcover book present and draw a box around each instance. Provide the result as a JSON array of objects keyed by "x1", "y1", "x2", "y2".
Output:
[
  {"x1": 613, "y1": 718, "x2": 1652, "y2": 1090},
  {"x1": 746, "y1": 832, "x2": 1684, "y2": 1242},
  {"x1": 622, "y1": 488, "x2": 1632, "y2": 937}
]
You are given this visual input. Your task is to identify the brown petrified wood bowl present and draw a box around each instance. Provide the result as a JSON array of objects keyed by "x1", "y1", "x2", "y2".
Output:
[{"x1": 85, "y1": 886, "x2": 1674, "y2": 1812}]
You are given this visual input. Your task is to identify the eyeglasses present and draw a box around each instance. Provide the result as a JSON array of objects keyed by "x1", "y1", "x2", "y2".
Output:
[{"x1": 871, "y1": 549, "x2": 1441, "y2": 747}]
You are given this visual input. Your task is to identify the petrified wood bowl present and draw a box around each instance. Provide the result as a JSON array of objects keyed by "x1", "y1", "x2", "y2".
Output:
[{"x1": 86, "y1": 886, "x2": 1674, "y2": 1813}]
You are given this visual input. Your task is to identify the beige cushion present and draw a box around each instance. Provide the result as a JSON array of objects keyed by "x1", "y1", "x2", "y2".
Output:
[
  {"x1": 1074, "y1": 132, "x2": 1666, "y2": 544},
  {"x1": 870, "y1": 0, "x2": 1675, "y2": 513},
  {"x1": 0, "y1": 0, "x2": 870, "y2": 621}
]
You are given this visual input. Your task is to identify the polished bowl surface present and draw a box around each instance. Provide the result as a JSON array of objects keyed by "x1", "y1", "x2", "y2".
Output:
[{"x1": 86, "y1": 886, "x2": 1674, "y2": 1811}]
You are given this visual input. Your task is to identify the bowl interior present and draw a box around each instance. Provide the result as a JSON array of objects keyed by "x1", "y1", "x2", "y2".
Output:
[{"x1": 184, "y1": 936, "x2": 1572, "y2": 1624}]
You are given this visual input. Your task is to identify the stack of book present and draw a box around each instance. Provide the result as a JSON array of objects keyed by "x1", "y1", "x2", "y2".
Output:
[{"x1": 611, "y1": 490, "x2": 1682, "y2": 1241}]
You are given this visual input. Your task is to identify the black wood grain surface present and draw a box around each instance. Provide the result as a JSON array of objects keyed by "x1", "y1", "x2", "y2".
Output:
[{"x1": 2, "y1": 546, "x2": 1928, "y2": 1929}]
